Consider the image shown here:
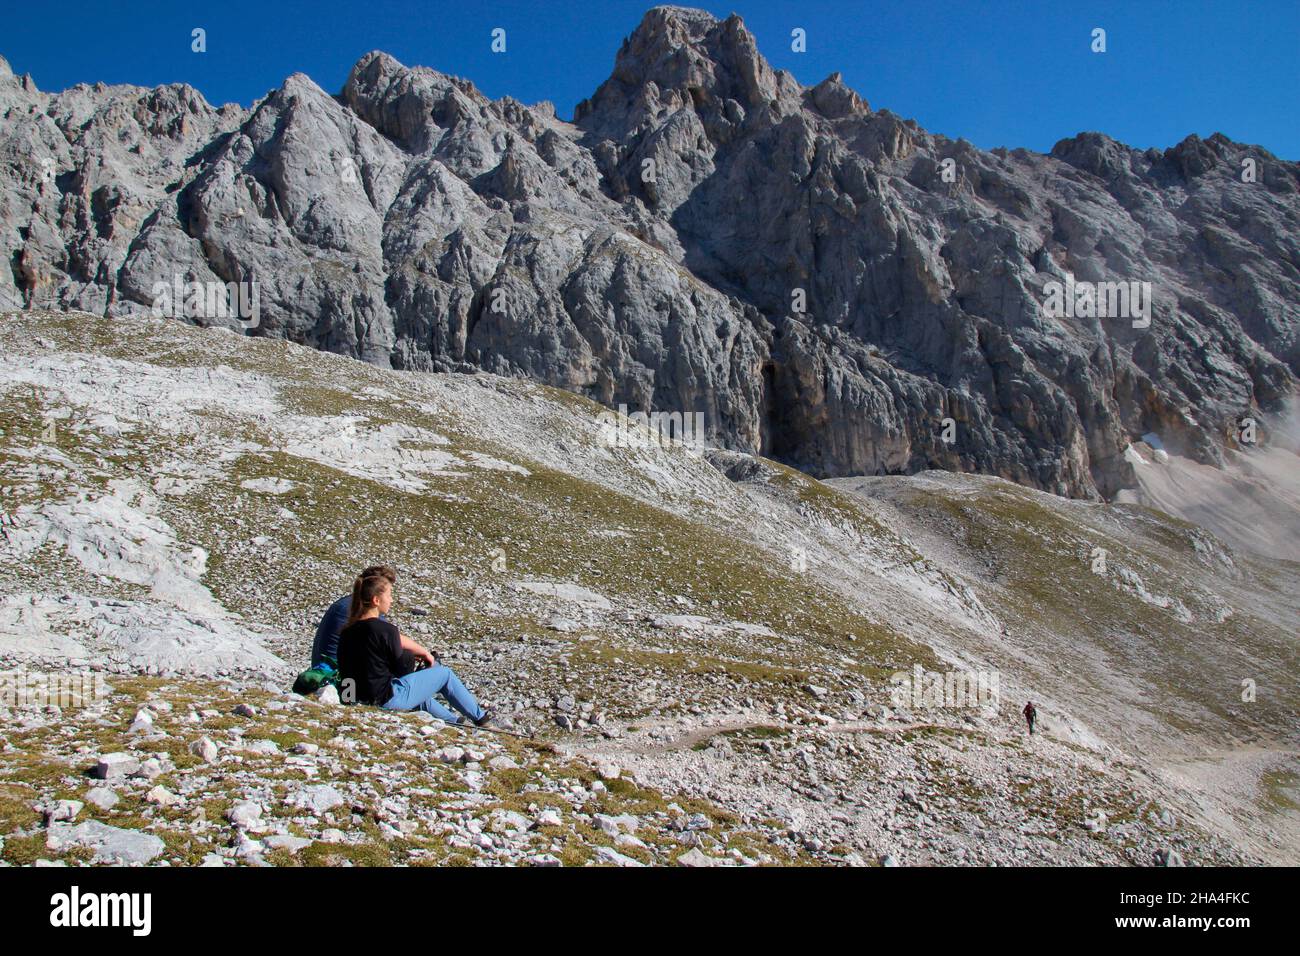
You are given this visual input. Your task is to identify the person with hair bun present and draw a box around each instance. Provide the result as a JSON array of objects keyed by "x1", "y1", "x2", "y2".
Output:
[{"x1": 336, "y1": 572, "x2": 494, "y2": 727}]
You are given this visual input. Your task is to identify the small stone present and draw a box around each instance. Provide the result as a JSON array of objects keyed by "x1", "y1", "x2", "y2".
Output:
[
  {"x1": 45, "y1": 821, "x2": 165, "y2": 864},
  {"x1": 227, "y1": 801, "x2": 264, "y2": 829},
  {"x1": 1153, "y1": 847, "x2": 1184, "y2": 867},
  {"x1": 145, "y1": 786, "x2": 181, "y2": 808},
  {"x1": 489, "y1": 810, "x2": 531, "y2": 834},
  {"x1": 45, "y1": 800, "x2": 83, "y2": 823},
  {"x1": 594, "y1": 813, "x2": 639, "y2": 835},
  {"x1": 190, "y1": 737, "x2": 219, "y2": 763},
  {"x1": 319, "y1": 828, "x2": 347, "y2": 843},
  {"x1": 535, "y1": 809, "x2": 562, "y2": 828},
  {"x1": 288, "y1": 785, "x2": 345, "y2": 815},
  {"x1": 805, "y1": 684, "x2": 828, "y2": 698},
  {"x1": 314, "y1": 685, "x2": 341, "y2": 706},
  {"x1": 84, "y1": 788, "x2": 119, "y2": 811},
  {"x1": 595, "y1": 762, "x2": 621, "y2": 781},
  {"x1": 677, "y1": 848, "x2": 722, "y2": 867},
  {"x1": 594, "y1": 846, "x2": 644, "y2": 867},
  {"x1": 94, "y1": 752, "x2": 140, "y2": 780},
  {"x1": 880, "y1": 854, "x2": 899, "y2": 867},
  {"x1": 234, "y1": 831, "x2": 267, "y2": 863},
  {"x1": 233, "y1": 703, "x2": 258, "y2": 717},
  {"x1": 488, "y1": 755, "x2": 519, "y2": 771},
  {"x1": 1083, "y1": 810, "x2": 1108, "y2": 833},
  {"x1": 292, "y1": 742, "x2": 319, "y2": 756},
  {"x1": 264, "y1": 834, "x2": 312, "y2": 853}
]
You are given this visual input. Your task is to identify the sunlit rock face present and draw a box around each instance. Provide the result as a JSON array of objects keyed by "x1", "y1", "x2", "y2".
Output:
[{"x1": 2, "y1": 6, "x2": 1296, "y2": 499}]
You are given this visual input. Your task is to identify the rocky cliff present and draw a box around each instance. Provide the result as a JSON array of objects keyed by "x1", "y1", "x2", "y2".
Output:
[{"x1": 2, "y1": 5, "x2": 1297, "y2": 498}]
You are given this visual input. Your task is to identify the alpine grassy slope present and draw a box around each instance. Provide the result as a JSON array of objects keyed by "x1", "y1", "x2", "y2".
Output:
[{"x1": 1, "y1": 309, "x2": 1295, "y2": 866}]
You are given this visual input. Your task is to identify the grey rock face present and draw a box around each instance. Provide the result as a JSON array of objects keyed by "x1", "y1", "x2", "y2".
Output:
[{"x1": 2, "y1": 7, "x2": 1296, "y2": 498}]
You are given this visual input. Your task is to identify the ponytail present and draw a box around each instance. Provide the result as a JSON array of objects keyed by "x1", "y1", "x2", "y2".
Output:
[{"x1": 346, "y1": 574, "x2": 390, "y2": 626}]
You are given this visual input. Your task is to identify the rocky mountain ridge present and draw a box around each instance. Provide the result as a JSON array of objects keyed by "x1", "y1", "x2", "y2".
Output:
[{"x1": 1, "y1": 5, "x2": 1297, "y2": 500}]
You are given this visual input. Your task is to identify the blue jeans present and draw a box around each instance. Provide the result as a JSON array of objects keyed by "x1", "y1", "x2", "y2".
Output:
[{"x1": 382, "y1": 665, "x2": 484, "y2": 724}]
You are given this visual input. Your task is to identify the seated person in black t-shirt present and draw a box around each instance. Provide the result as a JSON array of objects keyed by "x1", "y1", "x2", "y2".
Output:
[
  {"x1": 337, "y1": 572, "x2": 494, "y2": 727},
  {"x1": 311, "y1": 564, "x2": 396, "y2": 668}
]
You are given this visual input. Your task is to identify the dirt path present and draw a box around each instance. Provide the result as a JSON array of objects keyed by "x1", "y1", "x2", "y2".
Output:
[
  {"x1": 1152, "y1": 742, "x2": 1300, "y2": 866},
  {"x1": 561, "y1": 715, "x2": 999, "y2": 758}
]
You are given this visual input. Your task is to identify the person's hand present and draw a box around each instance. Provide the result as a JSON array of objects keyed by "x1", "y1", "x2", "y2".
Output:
[{"x1": 415, "y1": 646, "x2": 436, "y2": 667}]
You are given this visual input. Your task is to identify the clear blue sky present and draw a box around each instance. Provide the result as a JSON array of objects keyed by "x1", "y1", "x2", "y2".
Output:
[{"x1": 4, "y1": 0, "x2": 1297, "y2": 158}]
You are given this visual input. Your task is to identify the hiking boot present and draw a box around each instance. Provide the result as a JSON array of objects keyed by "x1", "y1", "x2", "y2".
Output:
[{"x1": 474, "y1": 709, "x2": 495, "y2": 728}]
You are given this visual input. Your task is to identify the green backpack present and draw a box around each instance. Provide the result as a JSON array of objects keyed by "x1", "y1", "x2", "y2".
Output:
[{"x1": 292, "y1": 660, "x2": 341, "y2": 696}]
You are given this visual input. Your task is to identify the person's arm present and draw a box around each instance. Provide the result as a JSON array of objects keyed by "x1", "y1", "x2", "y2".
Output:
[{"x1": 398, "y1": 631, "x2": 436, "y2": 667}]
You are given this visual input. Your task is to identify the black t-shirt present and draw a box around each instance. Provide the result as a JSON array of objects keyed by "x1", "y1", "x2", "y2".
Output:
[{"x1": 337, "y1": 617, "x2": 411, "y2": 706}]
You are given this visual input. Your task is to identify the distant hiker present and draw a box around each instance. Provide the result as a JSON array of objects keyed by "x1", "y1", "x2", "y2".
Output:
[
  {"x1": 337, "y1": 572, "x2": 494, "y2": 727},
  {"x1": 311, "y1": 564, "x2": 397, "y2": 668},
  {"x1": 1023, "y1": 701, "x2": 1037, "y2": 735}
]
